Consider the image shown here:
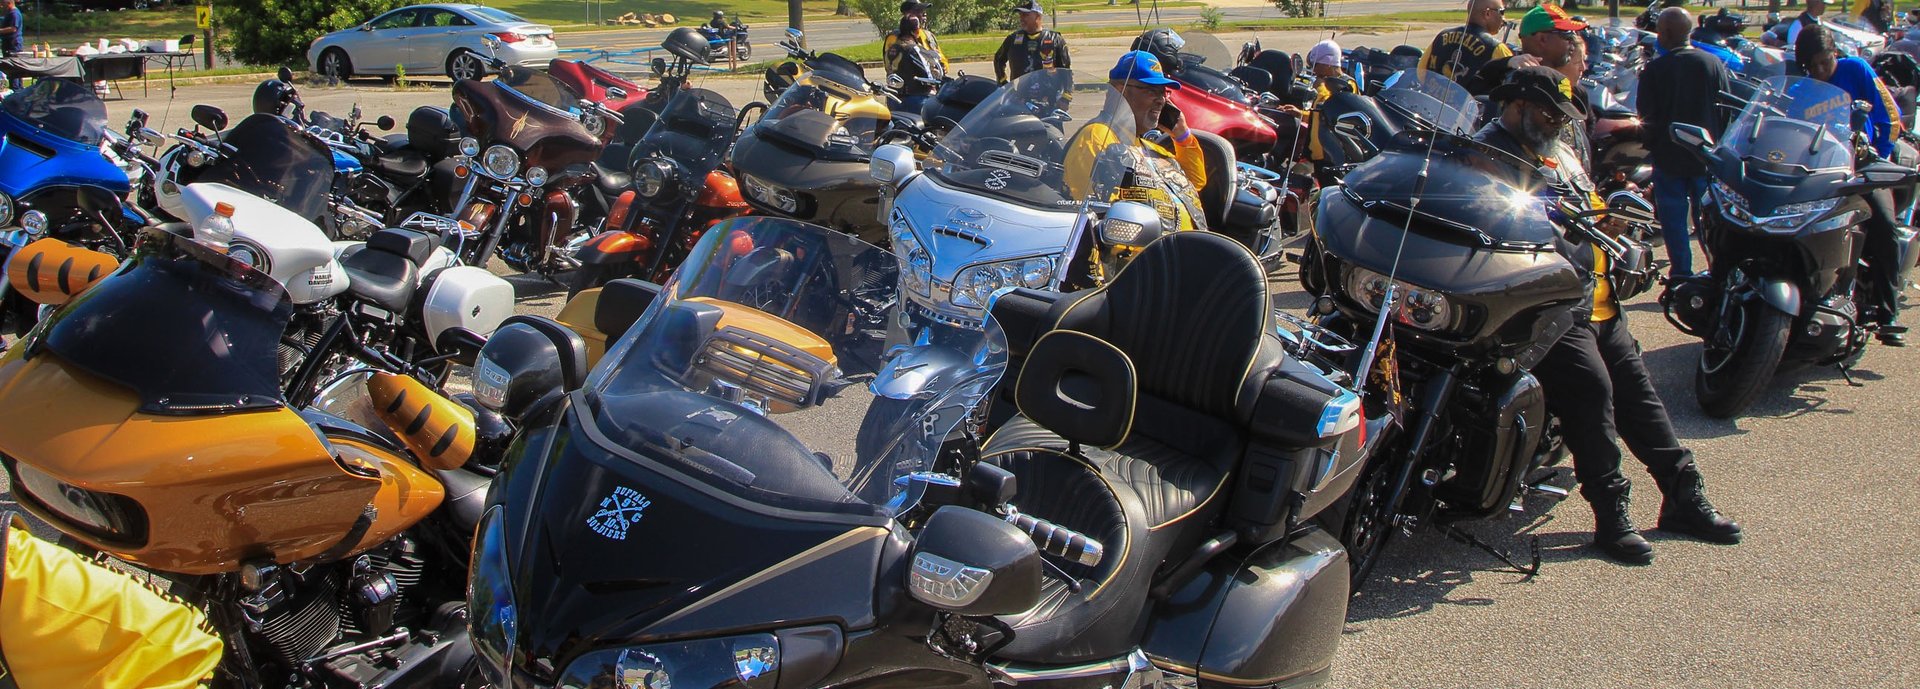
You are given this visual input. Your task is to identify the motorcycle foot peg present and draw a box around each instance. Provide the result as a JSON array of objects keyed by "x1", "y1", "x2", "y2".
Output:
[{"x1": 1526, "y1": 482, "x2": 1571, "y2": 500}]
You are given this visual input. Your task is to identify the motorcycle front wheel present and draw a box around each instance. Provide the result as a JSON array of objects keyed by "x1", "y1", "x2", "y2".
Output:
[
  {"x1": 1321, "y1": 452, "x2": 1409, "y2": 596},
  {"x1": 1694, "y1": 299, "x2": 1791, "y2": 418}
]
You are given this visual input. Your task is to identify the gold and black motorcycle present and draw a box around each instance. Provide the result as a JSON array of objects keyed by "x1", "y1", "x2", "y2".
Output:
[{"x1": 0, "y1": 227, "x2": 501, "y2": 688}]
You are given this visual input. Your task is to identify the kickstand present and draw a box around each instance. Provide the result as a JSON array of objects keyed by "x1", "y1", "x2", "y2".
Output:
[
  {"x1": 1439, "y1": 523, "x2": 1542, "y2": 579},
  {"x1": 1837, "y1": 363, "x2": 1862, "y2": 387}
]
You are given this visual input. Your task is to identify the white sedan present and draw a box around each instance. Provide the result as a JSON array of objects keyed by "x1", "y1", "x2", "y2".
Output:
[{"x1": 307, "y1": 4, "x2": 559, "y2": 82}]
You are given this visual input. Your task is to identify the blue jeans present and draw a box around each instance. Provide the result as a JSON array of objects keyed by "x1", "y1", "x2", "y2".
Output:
[{"x1": 1651, "y1": 169, "x2": 1711, "y2": 276}]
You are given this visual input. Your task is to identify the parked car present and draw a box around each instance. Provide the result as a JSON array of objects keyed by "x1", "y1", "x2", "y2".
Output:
[{"x1": 307, "y1": 3, "x2": 557, "y2": 82}]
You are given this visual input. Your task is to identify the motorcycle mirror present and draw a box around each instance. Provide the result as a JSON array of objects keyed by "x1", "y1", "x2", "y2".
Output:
[
  {"x1": 907, "y1": 507, "x2": 1044, "y2": 616},
  {"x1": 887, "y1": 73, "x2": 904, "y2": 90},
  {"x1": 1099, "y1": 201, "x2": 1165, "y2": 249},
  {"x1": 376, "y1": 115, "x2": 395, "y2": 131},
  {"x1": 786, "y1": 27, "x2": 804, "y2": 41},
  {"x1": 652, "y1": 57, "x2": 668, "y2": 77},
  {"x1": 1669, "y1": 122, "x2": 1714, "y2": 154},
  {"x1": 277, "y1": 66, "x2": 294, "y2": 83},
  {"x1": 130, "y1": 108, "x2": 149, "y2": 127},
  {"x1": 1606, "y1": 190, "x2": 1656, "y2": 221},
  {"x1": 472, "y1": 316, "x2": 588, "y2": 421},
  {"x1": 605, "y1": 85, "x2": 628, "y2": 101},
  {"x1": 870, "y1": 143, "x2": 916, "y2": 188},
  {"x1": 1334, "y1": 112, "x2": 1371, "y2": 140},
  {"x1": 433, "y1": 327, "x2": 487, "y2": 367},
  {"x1": 190, "y1": 104, "x2": 228, "y2": 132}
]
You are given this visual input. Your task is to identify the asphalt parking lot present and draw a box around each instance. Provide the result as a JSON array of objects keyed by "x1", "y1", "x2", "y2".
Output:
[{"x1": 15, "y1": 25, "x2": 1920, "y2": 689}]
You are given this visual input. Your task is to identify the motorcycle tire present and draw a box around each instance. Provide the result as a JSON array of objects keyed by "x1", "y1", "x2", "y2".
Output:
[
  {"x1": 1694, "y1": 300, "x2": 1791, "y2": 418},
  {"x1": 1319, "y1": 452, "x2": 1408, "y2": 596},
  {"x1": 568, "y1": 262, "x2": 637, "y2": 299}
]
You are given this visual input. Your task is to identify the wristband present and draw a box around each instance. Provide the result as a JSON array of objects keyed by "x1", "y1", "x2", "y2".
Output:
[{"x1": 1174, "y1": 130, "x2": 1192, "y2": 143}]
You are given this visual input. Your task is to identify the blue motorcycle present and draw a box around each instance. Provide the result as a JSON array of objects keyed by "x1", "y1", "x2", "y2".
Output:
[{"x1": 0, "y1": 78, "x2": 147, "y2": 335}]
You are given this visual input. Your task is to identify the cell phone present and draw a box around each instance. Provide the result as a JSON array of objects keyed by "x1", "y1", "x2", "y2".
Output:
[{"x1": 1159, "y1": 102, "x2": 1182, "y2": 130}]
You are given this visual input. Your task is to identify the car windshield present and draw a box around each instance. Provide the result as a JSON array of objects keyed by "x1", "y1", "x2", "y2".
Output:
[
  {"x1": 1, "y1": 78, "x2": 108, "y2": 145},
  {"x1": 751, "y1": 75, "x2": 886, "y2": 159},
  {"x1": 38, "y1": 228, "x2": 291, "y2": 414},
  {"x1": 1719, "y1": 75, "x2": 1853, "y2": 173},
  {"x1": 467, "y1": 7, "x2": 526, "y2": 24},
  {"x1": 497, "y1": 65, "x2": 580, "y2": 114},
  {"x1": 1378, "y1": 68, "x2": 1480, "y2": 135},
  {"x1": 588, "y1": 217, "x2": 1007, "y2": 514},
  {"x1": 928, "y1": 68, "x2": 1134, "y2": 210},
  {"x1": 197, "y1": 114, "x2": 335, "y2": 221}
]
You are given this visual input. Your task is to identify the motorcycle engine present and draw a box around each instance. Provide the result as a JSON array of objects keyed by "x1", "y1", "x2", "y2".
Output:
[{"x1": 237, "y1": 536, "x2": 431, "y2": 676}]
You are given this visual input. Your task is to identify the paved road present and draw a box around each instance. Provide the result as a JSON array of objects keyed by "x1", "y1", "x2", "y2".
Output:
[{"x1": 37, "y1": 22, "x2": 1920, "y2": 689}]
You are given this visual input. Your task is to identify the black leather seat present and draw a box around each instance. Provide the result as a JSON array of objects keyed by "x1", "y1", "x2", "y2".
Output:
[
  {"x1": 592, "y1": 160, "x2": 632, "y2": 195},
  {"x1": 1192, "y1": 130, "x2": 1237, "y2": 230},
  {"x1": 373, "y1": 149, "x2": 431, "y2": 181},
  {"x1": 342, "y1": 228, "x2": 433, "y2": 312},
  {"x1": 982, "y1": 231, "x2": 1271, "y2": 665}
]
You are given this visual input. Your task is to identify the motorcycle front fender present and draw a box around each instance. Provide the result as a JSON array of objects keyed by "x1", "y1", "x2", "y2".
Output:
[
  {"x1": 1748, "y1": 277, "x2": 1802, "y2": 317},
  {"x1": 870, "y1": 336, "x2": 981, "y2": 400}
]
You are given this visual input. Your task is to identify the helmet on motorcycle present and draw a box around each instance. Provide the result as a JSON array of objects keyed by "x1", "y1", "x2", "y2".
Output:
[
  {"x1": 713, "y1": 10, "x2": 725, "y2": 18},
  {"x1": 252, "y1": 78, "x2": 297, "y2": 117},
  {"x1": 663, "y1": 26, "x2": 712, "y2": 65},
  {"x1": 1131, "y1": 28, "x2": 1186, "y2": 73}
]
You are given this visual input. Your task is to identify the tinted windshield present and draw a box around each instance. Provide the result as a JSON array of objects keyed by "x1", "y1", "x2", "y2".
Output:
[
  {"x1": 40, "y1": 228, "x2": 291, "y2": 414},
  {"x1": 2, "y1": 79, "x2": 108, "y2": 145},
  {"x1": 1719, "y1": 75, "x2": 1853, "y2": 173},
  {"x1": 589, "y1": 217, "x2": 1007, "y2": 513},
  {"x1": 1341, "y1": 135, "x2": 1562, "y2": 248},
  {"x1": 929, "y1": 68, "x2": 1132, "y2": 210},
  {"x1": 753, "y1": 76, "x2": 886, "y2": 159},
  {"x1": 638, "y1": 88, "x2": 737, "y2": 176},
  {"x1": 198, "y1": 114, "x2": 335, "y2": 221},
  {"x1": 1379, "y1": 68, "x2": 1480, "y2": 135},
  {"x1": 498, "y1": 65, "x2": 579, "y2": 114}
]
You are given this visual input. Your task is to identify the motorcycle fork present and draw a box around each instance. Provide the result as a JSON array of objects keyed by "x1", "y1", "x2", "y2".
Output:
[
  {"x1": 473, "y1": 189, "x2": 523, "y2": 267},
  {"x1": 1385, "y1": 366, "x2": 1460, "y2": 534}
]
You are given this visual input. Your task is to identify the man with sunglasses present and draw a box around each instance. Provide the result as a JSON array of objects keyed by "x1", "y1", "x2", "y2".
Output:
[
  {"x1": 1474, "y1": 66, "x2": 1744, "y2": 565},
  {"x1": 1064, "y1": 51, "x2": 1209, "y2": 233},
  {"x1": 1422, "y1": 0, "x2": 1514, "y2": 85},
  {"x1": 1465, "y1": 3, "x2": 1586, "y2": 97}
]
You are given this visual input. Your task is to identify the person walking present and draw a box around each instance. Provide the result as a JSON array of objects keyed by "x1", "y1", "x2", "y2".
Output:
[
  {"x1": 1465, "y1": 3, "x2": 1585, "y2": 97},
  {"x1": 993, "y1": 0, "x2": 1069, "y2": 83},
  {"x1": 1638, "y1": 7, "x2": 1731, "y2": 279},
  {"x1": 1422, "y1": 0, "x2": 1514, "y2": 85},
  {"x1": 0, "y1": 0, "x2": 22, "y2": 91}
]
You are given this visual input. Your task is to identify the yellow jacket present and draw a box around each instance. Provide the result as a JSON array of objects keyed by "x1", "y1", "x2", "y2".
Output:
[
  {"x1": 0, "y1": 516, "x2": 223, "y2": 689},
  {"x1": 1064, "y1": 121, "x2": 1208, "y2": 231},
  {"x1": 1307, "y1": 74, "x2": 1360, "y2": 163},
  {"x1": 882, "y1": 29, "x2": 951, "y2": 76}
]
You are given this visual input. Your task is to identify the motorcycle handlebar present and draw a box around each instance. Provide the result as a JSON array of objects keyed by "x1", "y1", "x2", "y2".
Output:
[{"x1": 1005, "y1": 509, "x2": 1104, "y2": 568}]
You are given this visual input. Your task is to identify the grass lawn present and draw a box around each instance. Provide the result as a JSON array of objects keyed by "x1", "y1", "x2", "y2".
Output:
[
  {"x1": 477, "y1": 0, "x2": 847, "y2": 28},
  {"x1": 27, "y1": 6, "x2": 201, "y2": 50}
]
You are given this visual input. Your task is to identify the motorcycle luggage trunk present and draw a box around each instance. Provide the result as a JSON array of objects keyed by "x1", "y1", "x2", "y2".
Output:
[{"x1": 1140, "y1": 527, "x2": 1348, "y2": 687}]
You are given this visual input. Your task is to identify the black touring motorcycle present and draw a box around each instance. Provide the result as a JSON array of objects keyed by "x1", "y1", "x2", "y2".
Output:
[{"x1": 464, "y1": 217, "x2": 1377, "y2": 687}]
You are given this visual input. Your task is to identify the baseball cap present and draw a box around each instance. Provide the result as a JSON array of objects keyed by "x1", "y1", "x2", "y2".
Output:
[
  {"x1": 1109, "y1": 50, "x2": 1182, "y2": 88},
  {"x1": 1491, "y1": 65, "x2": 1584, "y2": 120},
  {"x1": 1014, "y1": 0, "x2": 1044, "y2": 13},
  {"x1": 1518, "y1": 4, "x2": 1587, "y2": 37}
]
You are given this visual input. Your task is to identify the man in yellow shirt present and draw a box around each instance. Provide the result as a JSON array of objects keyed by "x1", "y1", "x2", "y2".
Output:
[
  {"x1": 1473, "y1": 66, "x2": 1742, "y2": 565},
  {"x1": 1064, "y1": 50, "x2": 1209, "y2": 232}
]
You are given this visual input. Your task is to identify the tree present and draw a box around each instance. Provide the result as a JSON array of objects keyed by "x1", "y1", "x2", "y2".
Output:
[
  {"x1": 852, "y1": 0, "x2": 1010, "y2": 37},
  {"x1": 215, "y1": 0, "x2": 408, "y2": 68}
]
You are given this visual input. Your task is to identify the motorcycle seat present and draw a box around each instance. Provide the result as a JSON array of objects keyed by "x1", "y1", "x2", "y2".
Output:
[
  {"x1": 373, "y1": 149, "x2": 431, "y2": 181},
  {"x1": 341, "y1": 229, "x2": 431, "y2": 311},
  {"x1": 591, "y1": 161, "x2": 632, "y2": 195},
  {"x1": 980, "y1": 231, "x2": 1269, "y2": 665},
  {"x1": 382, "y1": 133, "x2": 411, "y2": 151}
]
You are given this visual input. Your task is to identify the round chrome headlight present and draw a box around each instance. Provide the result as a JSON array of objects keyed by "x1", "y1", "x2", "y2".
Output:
[
  {"x1": 19, "y1": 210, "x2": 47, "y2": 238},
  {"x1": 0, "y1": 192, "x2": 14, "y2": 228},
  {"x1": 458, "y1": 136, "x2": 481, "y2": 157},
  {"x1": 184, "y1": 148, "x2": 207, "y2": 167},
  {"x1": 525, "y1": 166, "x2": 549, "y2": 187},
  {"x1": 581, "y1": 111, "x2": 606, "y2": 138},
  {"x1": 635, "y1": 159, "x2": 676, "y2": 199},
  {"x1": 481, "y1": 145, "x2": 520, "y2": 179}
]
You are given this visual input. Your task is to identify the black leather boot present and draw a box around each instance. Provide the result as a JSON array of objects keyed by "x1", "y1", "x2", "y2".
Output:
[
  {"x1": 1588, "y1": 479, "x2": 1653, "y2": 565},
  {"x1": 1658, "y1": 466, "x2": 1743, "y2": 544}
]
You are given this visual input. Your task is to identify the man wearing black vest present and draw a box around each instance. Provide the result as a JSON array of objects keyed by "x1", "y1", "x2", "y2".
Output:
[{"x1": 994, "y1": 0, "x2": 1070, "y2": 83}]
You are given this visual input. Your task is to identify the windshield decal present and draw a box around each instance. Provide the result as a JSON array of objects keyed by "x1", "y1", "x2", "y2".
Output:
[{"x1": 587, "y1": 486, "x2": 653, "y2": 540}]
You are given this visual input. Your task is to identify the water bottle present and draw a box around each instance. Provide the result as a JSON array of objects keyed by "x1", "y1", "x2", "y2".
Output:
[{"x1": 199, "y1": 201, "x2": 235, "y2": 252}]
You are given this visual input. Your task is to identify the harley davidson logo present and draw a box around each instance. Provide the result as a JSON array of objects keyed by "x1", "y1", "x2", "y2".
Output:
[{"x1": 587, "y1": 486, "x2": 652, "y2": 540}]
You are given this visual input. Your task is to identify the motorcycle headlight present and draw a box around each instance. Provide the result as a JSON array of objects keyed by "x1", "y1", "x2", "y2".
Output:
[
  {"x1": 482, "y1": 145, "x2": 521, "y2": 180},
  {"x1": 468, "y1": 507, "x2": 518, "y2": 688},
  {"x1": 636, "y1": 159, "x2": 678, "y2": 199},
  {"x1": 1342, "y1": 266, "x2": 1455, "y2": 332},
  {"x1": 459, "y1": 136, "x2": 481, "y2": 157},
  {"x1": 951, "y1": 256, "x2": 1055, "y2": 309},
  {"x1": 0, "y1": 191, "x2": 15, "y2": 228},
  {"x1": 184, "y1": 148, "x2": 207, "y2": 167},
  {"x1": 525, "y1": 166, "x2": 549, "y2": 187},
  {"x1": 1711, "y1": 179, "x2": 1751, "y2": 222},
  {"x1": 556, "y1": 633, "x2": 781, "y2": 689},
  {"x1": 19, "y1": 210, "x2": 46, "y2": 238},
  {"x1": 581, "y1": 111, "x2": 607, "y2": 138},
  {"x1": 1757, "y1": 197, "x2": 1841, "y2": 232},
  {"x1": 891, "y1": 214, "x2": 932, "y2": 297}
]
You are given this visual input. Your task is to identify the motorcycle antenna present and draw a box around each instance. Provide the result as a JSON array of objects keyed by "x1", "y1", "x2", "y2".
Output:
[{"x1": 1348, "y1": 89, "x2": 1448, "y2": 404}]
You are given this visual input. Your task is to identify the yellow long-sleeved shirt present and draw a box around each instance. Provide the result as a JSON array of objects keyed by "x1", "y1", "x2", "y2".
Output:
[{"x1": 1064, "y1": 121, "x2": 1209, "y2": 231}]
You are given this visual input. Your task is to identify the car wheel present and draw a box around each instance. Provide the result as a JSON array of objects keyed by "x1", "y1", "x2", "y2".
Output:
[
  {"x1": 447, "y1": 50, "x2": 486, "y2": 82},
  {"x1": 318, "y1": 48, "x2": 353, "y2": 83}
]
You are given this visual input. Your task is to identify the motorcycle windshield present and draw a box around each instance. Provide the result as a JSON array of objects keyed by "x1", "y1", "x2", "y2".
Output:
[
  {"x1": 1341, "y1": 136, "x2": 1561, "y2": 248},
  {"x1": 38, "y1": 228, "x2": 292, "y2": 414},
  {"x1": 1182, "y1": 30, "x2": 1236, "y2": 70},
  {"x1": 753, "y1": 76, "x2": 885, "y2": 160},
  {"x1": 1718, "y1": 76, "x2": 1853, "y2": 173},
  {"x1": 497, "y1": 64, "x2": 581, "y2": 115},
  {"x1": 928, "y1": 68, "x2": 1135, "y2": 210},
  {"x1": 1378, "y1": 69, "x2": 1481, "y2": 135},
  {"x1": 637, "y1": 88, "x2": 737, "y2": 178},
  {"x1": 196, "y1": 114, "x2": 335, "y2": 221},
  {"x1": 1, "y1": 78, "x2": 108, "y2": 146},
  {"x1": 1175, "y1": 31, "x2": 1250, "y2": 101},
  {"x1": 588, "y1": 217, "x2": 1008, "y2": 512}
]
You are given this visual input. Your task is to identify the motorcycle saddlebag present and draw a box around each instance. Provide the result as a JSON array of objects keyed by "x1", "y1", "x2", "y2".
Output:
[
  {"x1": 1226, "y1": 355, "x2": 1365, "y2": 545},
  {"x1": 415, "y1": 265, "x2": 514, "y2": 344},
  {"x1": 1140, "y1": 526, "x2": 1348, "y2": 687}
]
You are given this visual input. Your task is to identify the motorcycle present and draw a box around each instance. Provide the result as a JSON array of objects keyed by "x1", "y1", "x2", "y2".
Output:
[
  {"x1": 1663, "y1": 76, "x2": 1920, "y2": 418},
  {"x1": 698, "y1": 18, "x2": 751, "y2": 62},
  {"x1": 733, "y1": 36, "x2": 900, "y2": 245},
  {"x1": 1157, "y1": 30, "x2": 1291, "y2": 164},
  {"x1": 568, "y1": 87, "x2": 748, "y2": 296},
  {"x1": 464, "y1": 216, "x2": 1366, "y2": 688},
  {"x1": 0, "y1": 226, "x2": 499, "y2": 688},
  {"x1": 1297, "y1": 70, "x2": 1658, "y2": 589},
  {"x1": 0, "y1": 78, "x2": 148, "y2": 335}
]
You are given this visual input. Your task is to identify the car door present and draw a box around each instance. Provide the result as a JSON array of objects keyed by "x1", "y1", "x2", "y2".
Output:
[
  {"x1": 412, "y1": 8, "x2": 474, "y2": 71},
  {"x1": 357, "y1": 8, "x2": 420, "y2": 73}
]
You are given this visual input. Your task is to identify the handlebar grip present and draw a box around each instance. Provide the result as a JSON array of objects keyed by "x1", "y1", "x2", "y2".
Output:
[{"x1": 1006, "y1": 511, "x2": 1104, "y2": 567}]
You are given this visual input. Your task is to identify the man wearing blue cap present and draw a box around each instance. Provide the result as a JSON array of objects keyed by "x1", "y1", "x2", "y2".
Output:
[{"x1": 1064, "y1": 50, "x2": 1208, "y2": 232}]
